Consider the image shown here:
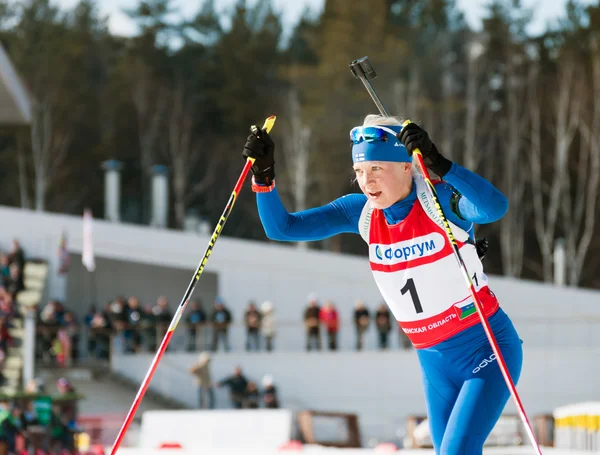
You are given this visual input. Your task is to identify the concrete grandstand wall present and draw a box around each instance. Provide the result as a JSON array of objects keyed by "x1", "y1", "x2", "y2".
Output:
[
  {"x1": 1, "y1": 205, "x2": 600, "y2": 351},
  {"x1": 111, "y1": 347, "x2": 600, "y2": 444},
  {"x1": 65, "y1": 252, "x2": 219, "y2": 322},
  {"x1": 3, "y1": 205, "x2": 600, "y2": 446}
]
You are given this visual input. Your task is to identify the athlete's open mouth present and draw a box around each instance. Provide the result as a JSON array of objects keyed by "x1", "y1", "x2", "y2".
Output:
[{"x1": 368, "y1": 191, "x2": 382, "y2": 199}]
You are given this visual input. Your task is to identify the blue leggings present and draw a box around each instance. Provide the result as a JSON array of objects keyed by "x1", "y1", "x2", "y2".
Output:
[{"x1": 416, "y1": 308, "x2": 523, "y2": 455}]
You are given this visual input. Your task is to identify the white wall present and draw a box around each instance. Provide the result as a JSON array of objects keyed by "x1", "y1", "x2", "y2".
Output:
[
  {"x1": 112, "y1": 347, "x2": 600, "y2": 444},
  {"x1": 2, "y1": 205, "x2": 600, "y2": 351},
  {"x1": 139, "y1": 409, "x2": 293, "y2": 450}
]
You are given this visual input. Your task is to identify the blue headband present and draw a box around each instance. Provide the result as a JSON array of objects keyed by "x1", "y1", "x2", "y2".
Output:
[{"x1": 350, "y1": 125, "x2": 411, "y2": 163}]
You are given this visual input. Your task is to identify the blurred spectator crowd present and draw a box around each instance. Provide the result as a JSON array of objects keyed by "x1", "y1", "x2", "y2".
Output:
[
  {"x1": 0, "y1": 238, "x2": 412, "y2": 363},
  {"x1": 0, "y1": 376, "x2": 81, "y2": 454},
  {"x1": 78, "y1": 295, "x2": 276, "y2": 356},
  {"x1": 34, "y1": 291, "x2": 412, "y2": 366},
  {"x1": 303, "y1": 293, "x2": 411, "y2": 352},
  {"x1": 188, "y1": 354, "x2": 279, "y2": 411},
  {"x1": 0, "y1": 240, "x2": 26, "y2": 384}
]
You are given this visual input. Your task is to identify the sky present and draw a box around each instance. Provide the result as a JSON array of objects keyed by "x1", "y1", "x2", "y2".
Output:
[{"x1": 48, "y1": 0, "x2": 597, "y2": 38}]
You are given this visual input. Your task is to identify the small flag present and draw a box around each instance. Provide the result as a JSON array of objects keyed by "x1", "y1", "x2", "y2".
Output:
[
  {"x1": 82, "y1": 208, "x2": 95, "y2": 272},
  {"x1": 454, "y1": 300, "x2": 477, "y2": 320}
]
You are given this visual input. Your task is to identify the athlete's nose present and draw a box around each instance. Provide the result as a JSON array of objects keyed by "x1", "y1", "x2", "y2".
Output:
[{"x1": 365, "y1": 170, "x2": 376, "y2": 185}]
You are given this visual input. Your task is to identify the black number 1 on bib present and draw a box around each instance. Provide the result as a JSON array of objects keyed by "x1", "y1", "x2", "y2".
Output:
[{"x1": 401, "y1": 278, "x2": 423, "y2": 314}]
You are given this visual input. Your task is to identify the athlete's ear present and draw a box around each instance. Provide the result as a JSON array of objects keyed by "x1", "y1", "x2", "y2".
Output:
[{"x1": 404, "y1": 163, "x2": 412, "y2": 174}]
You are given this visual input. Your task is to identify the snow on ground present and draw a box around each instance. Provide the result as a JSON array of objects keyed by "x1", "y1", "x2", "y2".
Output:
[{"x1": 112, "y1": 446, "x2": 589, "y2": 454}]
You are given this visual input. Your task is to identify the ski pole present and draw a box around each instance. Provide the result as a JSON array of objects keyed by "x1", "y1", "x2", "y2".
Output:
[
  {"x1": 109, "y1": 116, "x2": 276, "y2": 455},
  {"x1": 349, "y1": 56, "x2": 542, "y2": 455}
]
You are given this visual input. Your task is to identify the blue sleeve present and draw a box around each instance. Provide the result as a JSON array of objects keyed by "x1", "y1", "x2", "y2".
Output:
[
  {"x1": 433, "y1": 163, "x2": 508, "y2": 240},
  {"x1": 256, "y1": 187, "x2": 367, "y2": 242},
  {"x1": 442, "y1": 163, "x2": 508, "y2": 224}
]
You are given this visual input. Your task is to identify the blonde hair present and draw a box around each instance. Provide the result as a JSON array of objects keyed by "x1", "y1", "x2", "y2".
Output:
[{"x1": 362, "y1": 114, "x2": 405, "y2": 127}]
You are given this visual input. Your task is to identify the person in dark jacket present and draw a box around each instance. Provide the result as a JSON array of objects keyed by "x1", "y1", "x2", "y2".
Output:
[
  {"x1": 217, "y1": 366, "x2": 248, "y2": 409},
  {"x1": 211, "y1": 298, "x2": 232, "y2": 352},
  {"x1": 354, "y1": 300, "x2": 370, "y2": 351},
  {"x1": 244, "y1": 382, "x2": 260, "y2": 409},
  {"x1": 262, "y1": 375, "x2": 280, "y2": 409}
]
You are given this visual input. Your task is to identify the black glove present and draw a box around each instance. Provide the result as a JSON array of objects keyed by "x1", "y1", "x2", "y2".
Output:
[
  {"x1": 396, "y1": 123, "x2": 452, "y2": 177},
  {"x1": 475, "y1": 237, "x2": 489, "y2": 261},
  {"x1": 242, "y1": 126, "x2": 275, "y2": 185}
]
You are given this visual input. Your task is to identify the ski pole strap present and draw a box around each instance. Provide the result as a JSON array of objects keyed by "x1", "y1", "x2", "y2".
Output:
[{"x1": 251, "y1": 177, "x2": 276, "y2": 193}]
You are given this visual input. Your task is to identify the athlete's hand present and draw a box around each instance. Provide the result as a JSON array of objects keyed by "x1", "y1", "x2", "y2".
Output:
[
  {"x1": 397, "y1": 123, "x2": 452, "y2": 177},
  {"x1": 242, "y1": 126, "x2": 275, "y2": 185},
  {"x1": 397, "y1": 122, "x2": 434, "y2": 156}
]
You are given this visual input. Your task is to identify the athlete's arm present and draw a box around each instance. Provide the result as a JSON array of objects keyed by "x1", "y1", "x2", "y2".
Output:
[
  {"x1": 398, "y1": 123, "x2": 507, "y2": 226},
  {"x1": 441, "y1": 163, "x2": 508, "y2": 224},
  {"x1": 256, "y1": 188, "x2": 366, "y2": 241}
]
